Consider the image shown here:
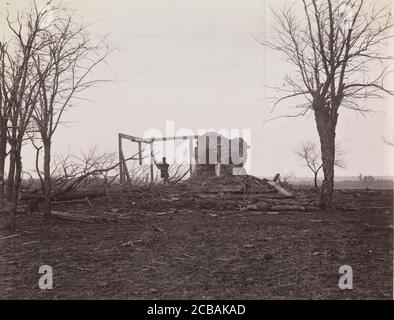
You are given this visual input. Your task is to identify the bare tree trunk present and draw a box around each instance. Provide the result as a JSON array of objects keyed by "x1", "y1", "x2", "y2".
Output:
[
  {"x1": 314, "y1": 172, "x2": 318, "y2": 189},
  {"x1": 8, "y1": 148, "x2": 22, "y2": 230},
  {"x1": 6, "y1": 125, "x2": 18, "y2": 202},
  {"x1": 315, "y1": 108, "x2": 337, "y2": 208},
  {"x1": 43, "y1": 140, "x2": 52, "y2": 218},
  {"x1": 320, "y1": 134, "x2": 335, "y2": 207},
  {"x1": 6, "y1": 147, "x2": 16, "y2": 202},
  {"x1": 0, "y1": 116, "x2": 7, "y2": 211}
]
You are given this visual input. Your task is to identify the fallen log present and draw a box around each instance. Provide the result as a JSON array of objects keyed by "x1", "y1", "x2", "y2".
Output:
[
  {"x1": 21, "y1": 189, "x2": 107, "y2": 202},
  {"x1": 271, "y1": 204, "x2": 306, "y2": 211},
  {"x1": 52, "y1": 199, "x2": 93, "y2": 207},
  {"x1": 197, "y1": 193, "x2": 292, "y2": 200},
  {"x1": 49, "y1": 210, "x2": 116, "y2": 223},
  {"x1": 203, "y1": 185, "x2": 244, "y2": 193},
  {"x1": 267, "y1": 181, "x2": 294, "y2": 197}
]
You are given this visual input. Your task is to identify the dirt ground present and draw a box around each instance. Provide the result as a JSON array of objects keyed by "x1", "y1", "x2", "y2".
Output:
[{"x1": 0, "y1": 189, "x2": 392, "y2": 299}]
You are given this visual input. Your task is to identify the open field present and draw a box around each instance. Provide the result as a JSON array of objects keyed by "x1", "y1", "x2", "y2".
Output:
[
  {"x1": 0, "y1": 189, "x2": 392, "y2": 299},
  {"x1": 333, "y1": 181, "x2": 393, "y2": 190},
  {"x1": 289, "y1": 178, "x2": 393, "y2": 191}
]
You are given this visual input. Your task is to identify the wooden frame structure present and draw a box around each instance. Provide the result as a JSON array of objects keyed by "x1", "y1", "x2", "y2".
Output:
[{"x1": 118, "y1": 133, "x2": 199, "y2": 184}]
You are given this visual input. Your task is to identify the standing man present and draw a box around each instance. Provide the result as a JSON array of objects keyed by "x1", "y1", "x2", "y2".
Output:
[{"x1": 154, "y1": 156, "x2": 169, "y2": 183}]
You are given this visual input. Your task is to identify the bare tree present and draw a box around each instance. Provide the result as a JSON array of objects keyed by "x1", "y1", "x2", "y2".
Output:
[
  {"x1": 0, "y1": 42, "x2": 8, "y2": 212},
  {"x1": 295, "y1": 141, "x2": 345, "y2": 188},
  {"x1": 0, "y1": 1, "x2": 108, "y2": 228},
  {"x1": 22, "y1": 148, "x2": 143, "y2": 201},
  {"x1": 47, "y1": 149, "x2": 118, "y2": 197},
  {"x1": 28, "y1": 2, "x2": 109, "y2": 218},
  {"x1": 0, "y1": 4, "x2": 51, "y2": 228},
  {"x1": 261, "y1": 0, "x2": 393, "y2": 207}
]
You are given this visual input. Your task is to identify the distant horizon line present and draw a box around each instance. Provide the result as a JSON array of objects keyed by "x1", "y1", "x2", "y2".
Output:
[{"x1": 260, "y1": 175, "x2": 394, "y2": 180}]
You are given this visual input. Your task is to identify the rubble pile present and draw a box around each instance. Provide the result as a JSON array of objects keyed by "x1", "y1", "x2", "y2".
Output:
[
  {"x1": 110, "y1": 174, "x2": 315, "y2": 213},
  {"x1": 41, "y1": 174, "x2": 320, "y2": 223}
]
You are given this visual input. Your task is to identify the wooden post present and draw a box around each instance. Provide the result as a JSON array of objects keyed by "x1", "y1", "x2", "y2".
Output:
[
  {"x1": 217, "y1": 135, "x2": 221, "y2": 176},
  {"x1": 138, "y1": 142, "x2": 142, "y2": 165},
  {"x1": 118, "y1": 134, "x2": 124, "y2": 184},
  {"x1": 205, "y1": 135, "x2": 209, "y2": 165},
  {"x1": 150, "y1": 142, "x2": 154, "y2": 183},
  {"x1": 122, "y1": 150, "x2": 132, "y2": 183},
  {"x1": 229, "y1": 138, "x2": 232, "y2": 165},
  {"x1": 189, "y1": 138, "x2": 193, "y2": 176}
]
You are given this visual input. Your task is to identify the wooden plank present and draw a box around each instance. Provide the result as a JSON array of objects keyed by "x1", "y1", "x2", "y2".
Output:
[{"x1": 118, "y1": 134, "x2": 124, "y2": 184}]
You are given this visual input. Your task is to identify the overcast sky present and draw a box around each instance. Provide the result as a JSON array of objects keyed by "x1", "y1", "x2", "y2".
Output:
[{"x1": 1, "y1": 0, "x2": 394, "y2": 178}]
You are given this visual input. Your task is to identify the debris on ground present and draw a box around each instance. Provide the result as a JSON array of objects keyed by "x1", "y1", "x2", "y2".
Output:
[{"x1": 28, "y1": 174, "x2": 319, "y2": 222}]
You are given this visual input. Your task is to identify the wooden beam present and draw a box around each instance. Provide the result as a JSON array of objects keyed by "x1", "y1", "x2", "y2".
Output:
[
  {"x1": 118, "y1": 134, "x2": 124, "y2": 184},
  {"x1": 217, "y1": 135, "x2": 221, "y2": 164},
  {"x1": 118, "y1": 133, "x2": 200, "y2": 144},
  {"x1": 152, "y1": 135, "x2": 199, "y2": 142},
  {"x1": 118, "y1": 133, "x2": 150, "y2": 143},
  {"x1": 206, "y1": 135, "x2": 209, "y2": 165},
  {"x1": 138, "y1": 142, "x2": 142, "y2": 165},
  {"x1": 150, "y1": 142, "x2": 154, "y2": 183},
  {"x1": 120, "y1": 149, "x2": 131, "y2": 183},
  {"x1": 189, "y1": 138, "x2": 194, "y2": 175}
]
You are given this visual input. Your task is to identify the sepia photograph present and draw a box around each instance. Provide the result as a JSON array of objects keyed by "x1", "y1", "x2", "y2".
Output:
[{"x1": 0, "y1": 0, "x2": 393, "y2": 304}]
